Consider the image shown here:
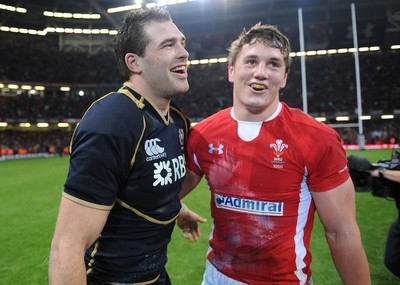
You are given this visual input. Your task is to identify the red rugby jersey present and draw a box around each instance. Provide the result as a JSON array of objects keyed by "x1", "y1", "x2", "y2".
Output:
[{"x1": 186, "y1": 102, "x2": 349, "y2": 285}]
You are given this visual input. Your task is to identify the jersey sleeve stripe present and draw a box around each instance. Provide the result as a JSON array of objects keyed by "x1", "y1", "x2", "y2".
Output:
[
  {"x1": 116, "y1": 198, "x2": 179, "y2": 225},
  {"x1": 62, "y1": 192, "x2": 114, "y2": 210}
]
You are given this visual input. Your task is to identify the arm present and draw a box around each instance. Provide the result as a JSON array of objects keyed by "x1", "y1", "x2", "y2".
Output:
[
  {"x1": 179, "y1": 168, "x2": 202, "y2": 199},
  {"x1": 49, "y1": 197, "x2": 110, "y2": 285},
  {"x1": 312, "y1": 177, "x2": 371, "y2": 285},
  {"x1": 177, "y1": 169, "x2": 207, "y2": 241},
  {"x1": 371, "y1": 168, "x2": 400, "y2": 184}
]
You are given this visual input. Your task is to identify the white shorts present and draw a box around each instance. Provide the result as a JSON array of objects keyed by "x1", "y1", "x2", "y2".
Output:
[
  {"x1": 201, "y1": 260, "x2": 247, "y2": 285},
  {"x1": 201, "y1": 260, "x2": 314, "y2": 285}
]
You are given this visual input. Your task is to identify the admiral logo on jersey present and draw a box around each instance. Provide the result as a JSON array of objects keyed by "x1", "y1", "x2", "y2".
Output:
[{"x1": 215, "y1": 194, "x2": 284, "y2": 216}]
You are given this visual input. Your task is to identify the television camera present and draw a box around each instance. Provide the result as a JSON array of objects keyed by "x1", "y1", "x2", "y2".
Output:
[{"x1": 347, "y1": 150, "x2": 400, "y2": 198}]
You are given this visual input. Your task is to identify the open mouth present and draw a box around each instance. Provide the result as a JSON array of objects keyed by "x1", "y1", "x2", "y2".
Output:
[
  {"x1": 171, "y1": 65, "x2": 187, "y2": 74},
  {"x1": 250, "y1": 83, "x2": 266, "y2": 91}
]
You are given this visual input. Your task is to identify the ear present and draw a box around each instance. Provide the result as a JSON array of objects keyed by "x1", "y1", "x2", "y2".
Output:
[
  {"x1": 125, "y1": 53, "x2": 142, "y2": 74},
  {"x1": 280, "y1": 72, "x2": 288, "y2": 88},
  {"x1": 228, "y1": 64, "x2": 234, "y2": 83}
]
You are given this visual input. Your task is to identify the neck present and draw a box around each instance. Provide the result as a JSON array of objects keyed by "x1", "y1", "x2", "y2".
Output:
[
  {"x1": 124, "y1": 80, "x2": 170, "y2": 116},
  {"x1": 233, "y1": 101, "x2": 280, "y2": 122}
]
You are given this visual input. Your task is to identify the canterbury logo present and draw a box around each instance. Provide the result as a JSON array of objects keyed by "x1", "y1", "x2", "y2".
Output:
[
  {"x1": 145, "y1": 138, "x2": 165, "y2": 156},
  {"x1": 209, "y1": 144, "x2": 224, "y2": 154}
]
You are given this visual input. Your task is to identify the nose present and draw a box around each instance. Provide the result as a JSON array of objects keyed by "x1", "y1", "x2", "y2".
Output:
[
  {"x1": 177, "y1": 43, "x2": 189, "y2": 59},
  {"x1": 254, "y1": 63, "x2": 268, "y2": 79}
]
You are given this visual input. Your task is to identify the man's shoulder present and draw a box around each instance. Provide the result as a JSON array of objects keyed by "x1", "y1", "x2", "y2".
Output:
[
  {"x1": 281, "y1": 103, "x2": 337, "y2": 135},
  {"x1": 79, "y1": 92, "x2": 145, "y2": 134},
  {"x1": 194, "y1": 108, "x2": 232, "y2": 129},
  {"x1": 89, "y1": 92, "x2": 144, "y2": 116}
]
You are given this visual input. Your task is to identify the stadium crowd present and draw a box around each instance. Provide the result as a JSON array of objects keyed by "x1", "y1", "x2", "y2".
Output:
[
  {"x1": 0, "y1": 37, "x2": 399, "y2": 155},
  {"x1": 0, "y1": 129, "x2": 71, "y2": 157}
]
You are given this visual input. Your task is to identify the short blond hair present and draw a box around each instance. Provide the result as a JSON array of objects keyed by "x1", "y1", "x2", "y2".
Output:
[{"x1": 228, "y1": 23, "x2": 291, "y2": 73}]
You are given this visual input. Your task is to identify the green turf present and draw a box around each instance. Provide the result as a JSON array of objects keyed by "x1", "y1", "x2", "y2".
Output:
[
  {"x1": 0, "y1": 149, "x2": 399, "y2": 284},
  {"x1": 0, "y1": 156, "x2": 69, "y2": 285}
]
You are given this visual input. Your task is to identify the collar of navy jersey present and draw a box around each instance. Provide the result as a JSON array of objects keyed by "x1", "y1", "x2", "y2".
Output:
[
  {"x1": 122, "y1": 85, "x2": 146, "y2": 105},
  {"x1": 120, "y1": 85, "x2": 170, "y2": 125}
]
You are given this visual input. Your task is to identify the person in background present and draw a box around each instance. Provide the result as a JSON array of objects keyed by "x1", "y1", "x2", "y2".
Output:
[
  {"x1": 49, "y1": 7, "x2": 194, "y2": 285},
  {"x1": 178, "y1": 23, "x2": 371, "y2": 285},
  {"x1": 371, "y1": 166, "x2": 400, "y2": 278}
]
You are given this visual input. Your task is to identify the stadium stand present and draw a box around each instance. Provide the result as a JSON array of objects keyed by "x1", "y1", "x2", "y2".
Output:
[
  {"x1": 0, "y1": 0, "x2": 399, "y2": 155},
  {"x1": 1, "y1": 38, "x2": 399, "y2": 118},
  {"x1": 0, "y1": 41, "x2": 399, "y2": 152}
]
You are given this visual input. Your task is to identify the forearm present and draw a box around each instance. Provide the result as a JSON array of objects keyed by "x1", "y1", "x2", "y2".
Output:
[
  {"x1": 49, "y1": 243, "x2": 87, "y2": 285},
  {"x1": 179, "y1": 169, "x2": 202, "y2": 199},
  {"x1": 326, "y1": 231, "x2": 371, "y2": 285},
  {"x1": 371, "y1": 169, "x2": 400, "y2": 183},
  {"x1": 384, "y1": 169, "x2": 400, "y2": 184}
]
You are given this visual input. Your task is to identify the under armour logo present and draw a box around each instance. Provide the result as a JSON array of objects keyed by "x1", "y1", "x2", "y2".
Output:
[
  {"x1": 209, "y1": 144, "x2": 224, "y2": 154},
  {"x1": 145, "y1": 138, "x2": 165, "y2": 156}
]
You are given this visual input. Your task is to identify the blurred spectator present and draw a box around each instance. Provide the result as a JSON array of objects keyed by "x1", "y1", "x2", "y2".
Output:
[{"x1": 0, "y1": 130, "x2": 71, "y2": 157}]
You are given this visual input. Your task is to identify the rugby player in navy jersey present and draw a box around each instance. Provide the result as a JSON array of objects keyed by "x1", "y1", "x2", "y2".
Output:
[{"x1": 49, "y1": 7, "x2": 204, "y2": 285}]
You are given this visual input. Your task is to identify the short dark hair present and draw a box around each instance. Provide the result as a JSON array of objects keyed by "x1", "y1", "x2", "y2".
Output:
[
  {"x1": 113, "y1": 7, "x2": 172, "y2": 80},
  {"x1": 228, "y1": 23, "x2": 291, "y2": 73}
]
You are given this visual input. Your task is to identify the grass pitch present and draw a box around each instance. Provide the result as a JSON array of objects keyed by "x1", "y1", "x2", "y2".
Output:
[{"x1": 0, "y1": 149, "x2": 399, "y2": 284}]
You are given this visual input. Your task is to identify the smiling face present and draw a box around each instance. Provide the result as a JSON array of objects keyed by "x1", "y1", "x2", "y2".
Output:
[
  {"x1": 129, "y1": 20, "x2": 189, "y2": 105},
  {"x1": 228, "y1": 41, "x2": 288, "y2": 121}
]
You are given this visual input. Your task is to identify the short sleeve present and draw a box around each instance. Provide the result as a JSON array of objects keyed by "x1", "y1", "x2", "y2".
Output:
[
  {"x1": 64, "y1": 94, "x2": 143, "y2": 208},
  {"x1": 305, "y1": 130, "x2": 350, "y2": 192},
  {"x1": 185, "y1": 126, "x2": 205, "y2": 176}
]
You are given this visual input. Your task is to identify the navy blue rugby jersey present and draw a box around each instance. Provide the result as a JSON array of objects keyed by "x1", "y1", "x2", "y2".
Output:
[{"x1": 63, "y1": 86, "x2": 190, "y2": 283}]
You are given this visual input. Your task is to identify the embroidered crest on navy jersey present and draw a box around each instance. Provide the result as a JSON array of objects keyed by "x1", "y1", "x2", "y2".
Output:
[
  {"x1": 215, "y1": 194, "x2": 284, "y2": 216},
  {"x1": 270, "y1": 139, "x2": 288, "y2": 168},
  {"x1": 179, "y1": 128, "x2": 185, "y2": 148}
]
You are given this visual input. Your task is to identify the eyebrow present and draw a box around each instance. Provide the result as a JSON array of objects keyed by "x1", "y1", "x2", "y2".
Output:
[
  {"x1": 245, "y1": 53, "x2": 283, "y2": 62},
  {"x1": 158, "y1": 36, "x2": 186, "y2": 48},
  {"x1": 269, "y1": 56, "x2": 284, "y2": 63}
]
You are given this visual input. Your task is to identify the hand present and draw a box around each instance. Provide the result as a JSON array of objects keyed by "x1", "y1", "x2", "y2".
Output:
[
  {"x1": 370, "y1": 169, "x2": 379, "y2": 178},
  {"x1": 177, "y1": 204, "x2": 207, "y2": 242}
]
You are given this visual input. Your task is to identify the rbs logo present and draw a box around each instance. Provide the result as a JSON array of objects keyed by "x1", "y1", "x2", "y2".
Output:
[{"x1": 153, "y1": 154, "x2": 186, "y2": 187}]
